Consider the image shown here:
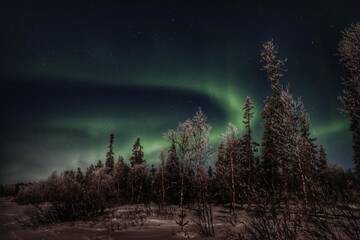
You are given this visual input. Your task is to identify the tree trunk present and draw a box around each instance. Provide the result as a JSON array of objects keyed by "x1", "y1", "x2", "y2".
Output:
[{"x1": 230, "y1": 153, "x2": 236, "y2": 223}]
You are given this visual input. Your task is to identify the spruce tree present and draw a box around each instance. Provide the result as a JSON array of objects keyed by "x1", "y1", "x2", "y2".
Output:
[
  {"x1": 95, "y1": 160, "x2": 104, "y2": 169},
  {"x1": 338, "y1": 23, "x2": 360, "y2": 177},
  {"x1": 215, "y1": 141, "x2": 228, "y2": 203},
  {"x1": 105, "y1": 133, "x2": 115, "y2": 171},
  {"x1": 260, "y1": 40, "x2": 285, "y2": 206},
  {"x1": 243, "y1": 96, "x2": 254, "y2": 140},
  {"x1": 239, "y1": 96, "x2": 256, "y2": 198},
  {"x1": 113, "y1": 156, "x2": 130, "y2": 202},
  {"x1": 76, "y1": 167, "x2": 84, "y2": 184},
  {"x1": 317, "y1": 145, "x2": 328, "y2": 172},
  {"x1": 165, "y1": 140, "x2": 181, "y2": 204},
  {"x1": 129, "y1": 137, "x2": 146, "y2": 203},
  {"x1": 260, "y1": 40, "x2": 296, "y2": 215},
  {"x1": 130, "y1": 137, "x2": 145, "y2": 167},
  {"x1": 294, "y1": 98, "x2": 318, "y2": 207}
]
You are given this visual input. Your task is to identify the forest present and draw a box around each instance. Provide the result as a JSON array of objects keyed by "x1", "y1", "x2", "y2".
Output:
[{"x1": 1, "y1": 23, "x2": 359, "y2": 240}]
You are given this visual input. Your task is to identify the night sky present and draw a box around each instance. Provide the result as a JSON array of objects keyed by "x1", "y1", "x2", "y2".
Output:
[{"x1": 1, "y1": 1, "x2": 359, "y2": 183}]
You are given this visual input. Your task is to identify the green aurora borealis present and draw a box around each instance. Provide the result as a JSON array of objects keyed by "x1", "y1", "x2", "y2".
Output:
[{"x1": 0, "y1": 1, "x2": 358, "y2": 183}]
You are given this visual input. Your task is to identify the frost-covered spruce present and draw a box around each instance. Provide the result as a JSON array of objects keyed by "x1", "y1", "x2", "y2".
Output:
[
  {"x1": 260, "y1": 40, "x2": 297, "y2": 213},
  {"x1": 338, "y1": 23, "x2": 360, "y2": 177}
]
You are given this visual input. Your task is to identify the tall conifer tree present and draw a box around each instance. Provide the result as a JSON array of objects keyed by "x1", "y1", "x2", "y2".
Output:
[
  {"x1": 338, "y1": 23, "x2": 360, "y2": 177},
  {"x1": 165, "y1": 140, "x2": 181, "y2": 204},
  {"x1": 260, "y1": 40, "x2": 296, "y2": 215},
  {"x1": 293, "y1": 98, "x2": 318, "y2": 207},
  {"x1": 130, "y1": 137, "x2": 145, "y2": 167},
  {"x1": 105, "y1": 133, "x2": 115, "y2": 171},
  {"x1": 317, "y1": 145, "x2": 328, "y2": 172},
  {"x1": 239, "y1": 96, "x2": 256, "y2": 191}
]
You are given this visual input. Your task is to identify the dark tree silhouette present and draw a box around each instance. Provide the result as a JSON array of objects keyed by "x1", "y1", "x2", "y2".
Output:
[
  {"x1": 215, "y1": 141, "x2": 228, "y2": 203},
  {"x1": 260, "y1": 40, "x2": 294, "y2": 215},
  {"x1": 294, "y1": 98, "x2": 318, "y2": 208},
  {"x1": 239, "y1": 96, "x2": 256, "y2": 202},
  {"x1": 338, "y1": 23, "x2": 360, "y2": 178},
  {"x1": 317, "y1": 145, "x2": 328, "y2": 173},
  {"x1": 165, "y1": 141, "x2": 181, "y2": 204},
  {"x1": 76, "y1": 167, "x2": 84, "y2": 184},
  {"x1": 113, "y1": 156, "x2": 130, "y2": 203},
  {"x1": 105, "y1": 133, "x2": 115, "y2": 171},
  {"x1": 130, "y1": 137, "x2": 145, "y2": 167},
  {"x1": 95, "y1": 160, "x2": 104, "y2": 169}
]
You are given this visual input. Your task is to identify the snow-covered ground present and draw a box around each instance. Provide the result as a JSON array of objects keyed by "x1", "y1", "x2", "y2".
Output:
[{"x1": 0, "y1": 198, "x2": 186, "y2": 240}]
